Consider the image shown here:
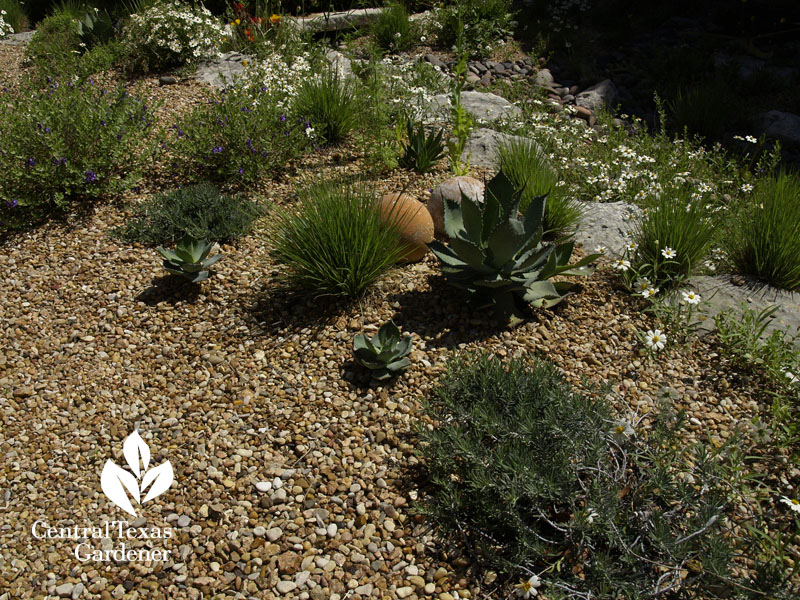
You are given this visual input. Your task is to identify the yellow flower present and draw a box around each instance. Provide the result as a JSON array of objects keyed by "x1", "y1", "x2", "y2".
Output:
[
  {"x1": 241, "y1": 60, "x2": 247, "y2": 66},
  {"x1": 234, "y1": 18, "x2": 241, "y2": 25}
]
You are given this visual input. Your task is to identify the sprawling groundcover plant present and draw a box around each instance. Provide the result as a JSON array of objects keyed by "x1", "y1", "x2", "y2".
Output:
[{"x1": 0, "y1": 78, "x2": 158, "y2": 229}]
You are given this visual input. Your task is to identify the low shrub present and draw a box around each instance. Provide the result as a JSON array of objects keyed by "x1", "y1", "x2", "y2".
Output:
[
  {"x1": 0, "y1": 0, "x2": 25, "y2": 34},
  {"x1": 371, "y1": 1, "x2": 417, "y2": 54},
  {"x1": 169, "y1": 80, "x2": 311, "y2": 183},
  {"x1": 269, "y1": 179, "x2": 406, "y2": 298},
  {"x1": 25, "y1": 13, "x2": 81, "y2": 67},
  {"x1": 724, "y1": 171, "x2": 800, "y2": 291},
  {"x1": 293, "y1": 66, "x2": 360, "y2": 146},
  {"x1": 112, "y1": 183, "x2": 263, "y2": 245},
  {"x1": 121, "y1": 0, "x2": 224, "y2": 73},
  {"x1": 418, "y1": 352, "x2": 791, "y2": 598},
  {"x1": 627, "y1": 186, "x2": 716, "y2": 288},
  {"x1": 432, "y1": 0, "x2": 514, "y2": 58},
  {"x1": 496, "y1": 136, "x2": 584, "y2": 239},
  {"x1": 0, "y1": 78, "x2": 158, "y2": 229}
]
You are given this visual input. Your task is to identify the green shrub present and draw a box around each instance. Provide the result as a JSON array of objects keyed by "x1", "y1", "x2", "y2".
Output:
[
  {"x1": 433, "y1": 0, "x2": 514, "y2": 58},
  {"x1": 0, "y1": 79, "x2": 158, "y2": 229},
  {"x1": 25, "y1": 13, "x2": 81, "y2": 67},
  {"x1": 496, "y1": 136, "x2": 585, "y2": 239},
  {"x1": 269, "y1": 179, "x2": 406, "y2": 298},
  {"x1": 0, "y1": 0, "x2": 26, "y2": 33},
  {"x1": 724, "y1": 171, "x2": 800, "y2": 290},
  {"x1": 428, "y1": 171, "x2": 598, "y2": 322},
  {"x1": 293, "y1": 66, "x2": 360, "y2": 146},
  {"x1": 628, "y1": 186, "x2": 716, "y2": 288},
  {"x1": 371, "y1": 1, "x2": 417, "y2": 53},
  {"x1": 112, "y1": 183, "x2": 263, "y2": 245},
  {"x1": 418, "y1": 352, "x2": 789, "y2": 598},
  {"x1": 169, "y1": 82, "x2": 311, "y2": 183}
]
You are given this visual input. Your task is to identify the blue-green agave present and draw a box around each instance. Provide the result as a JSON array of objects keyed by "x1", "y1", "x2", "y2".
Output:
[
  {"x1": 157, "y1": 234, "x2": 222, "y2": 283},
  {"x1": 353, "y1": 321, "x2": 413, "y2": 380},
  {"x1": 428, "y1": 170, "x2": 599, "y2": 322}
]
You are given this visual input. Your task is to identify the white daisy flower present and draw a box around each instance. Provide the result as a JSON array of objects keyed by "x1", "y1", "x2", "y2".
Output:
[
  {"x1": 641, "y1": 287, "x2": 659, "y2": 299},
  {"x1": 516, "y1": 574, "x2": 542, "y2": 598},
  {"x1": 780, "y1": 496, "x2": 800, "y2": 513},
  {"x1": 645, "y1": 329, "x2": 666, "y2": 351},
  {"x1": 682, "y1": 290, "x2": 701, "y2": 305},
  {"x1": 661, "y1": 247, "x2": 677, "y2": 259},
  {"x1": 612, "y1": 258, "x2": 631, "y2": 271}
]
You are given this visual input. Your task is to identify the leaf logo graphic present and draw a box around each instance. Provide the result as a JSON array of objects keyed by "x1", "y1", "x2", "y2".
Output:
[{"x1": 101, "y1": 431, "x2": 174, "y2": 517}]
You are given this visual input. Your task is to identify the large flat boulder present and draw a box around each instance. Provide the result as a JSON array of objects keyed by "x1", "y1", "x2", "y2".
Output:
[
  {"x1": 461, "y1": 128, "x2": 538, "y2": 169},
  {"x1": 430, "y1": 91, "x2": 522, "y2": 123}
]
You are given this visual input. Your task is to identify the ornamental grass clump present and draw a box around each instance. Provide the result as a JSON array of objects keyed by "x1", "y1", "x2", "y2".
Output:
[
  {"x1": 418, "y1": 352, "x2": 791, "y2": 599},
  {"x1": 269, "y1": 180, "x2": 406, "y2": 298},
  {"x1": 496, "y1": 136, "x2": 584, "y2": 240},
  {"x1": 292, "y1": 66, "x2": 360, "y2": 146},
  {"x1": 112, "y1": 183, "x2": 263, "y2": 245},
  {"x1": 429, "y1": 170, "x2": 599, "y2": 323},
  {"x1": 0, "y1": 78, "x2": 158, "y2": 230},
  {"x1": 724, "y1": 171, "x2": 800, "y2": 291},
  {"x1": 628, "y1": 186, "x2": 716, "y2": 288},
  {"x1": 371, "y1": 1, "x2": 417, "y2": 53}
]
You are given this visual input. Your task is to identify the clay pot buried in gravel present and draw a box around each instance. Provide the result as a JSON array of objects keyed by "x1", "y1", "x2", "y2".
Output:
[
  {"x1": 428, "y1": 176, "x2": 485, "y2": 236},
  {"x1": 378, "y1": 192, "x2": 434, "y2": 263}
]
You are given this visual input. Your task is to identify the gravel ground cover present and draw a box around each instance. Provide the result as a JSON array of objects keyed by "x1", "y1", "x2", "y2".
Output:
[{"x1": 0, "y1": 41, "x2": 797, "y2": 600}]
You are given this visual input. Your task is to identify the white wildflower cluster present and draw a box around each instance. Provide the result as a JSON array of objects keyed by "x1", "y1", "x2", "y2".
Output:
[
  {"x1": 0, "y1": 9, "x2": 14, "y2": 38},
  {"x1": 122, "y1": 1, "x2": 224, "y2": 68},
  {"x1": 381, "y1": 56, "x2": 448, "y2": 125},
  {"x1": 244, "y1": 50, "x2": 312, "y2": 111}
]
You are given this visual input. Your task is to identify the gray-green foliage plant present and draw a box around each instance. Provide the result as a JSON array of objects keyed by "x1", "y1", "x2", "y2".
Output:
[
  {"x1": 353, "y1": 321, "x2": 412, "y2": 380},
  {"x1": 428, "y1": 170, "x2": 599, "y2": 322},
  {"x1": 496, "y1": 136, "x2": 585, "y2": 240},
  {"x1": 157, "y1": 234, "x2": 222, "y2": 282},
  {"x1": 399, "y1": 119, "x2": 446, "y2": 173},
  {"x1": 112, "y1": 183, "x2": 264, "y2": 245},
  {"x1": 724, "y1": 171, "x2": 800, "y2": 291},
  {"x1": 418, "y1": 352, "x2": 795, "y2": 599}
]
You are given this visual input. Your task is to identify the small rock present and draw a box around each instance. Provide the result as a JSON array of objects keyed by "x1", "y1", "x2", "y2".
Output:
[
  {"x1": 396, "y1": 586, "x2": 413, "y2": 599},
  {"x1": 428, "y1": 176, "x2": 484, "y2": 236},
  {"x1": 276, "y1": 580, "x2": 297, "y2": 594},
  {"x1": 159, "y1": 76, "x2": 178, "y2": 86},
  {"x1": 55, "y1": 583, "x2": 74, "y2": 598},
  {"x1": 177, "y1": 515, "x2": 190, "y2": 528},
  {"x1": 253, "y1": 526, "x2": 266, "y2": 537},
  {"x1": 255, "y1": 481, "x2": 272, "y2": 493},
  {"x1": 267, "y1": 527, "x2": 283, "y2": 541}
]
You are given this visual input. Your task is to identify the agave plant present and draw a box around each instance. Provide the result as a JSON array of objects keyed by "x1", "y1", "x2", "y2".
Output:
[
  {"x1": 157, "y1": 234, "x2": 222, "y2": 283},
  {"x1": 428, "y1": 170, "x2": 599, "y2": 322},
  {"x1": 353, "y1": 321, "x2": 413, "y2": 380},
  {"x1": 399, "y1": 119, "x2": 446, "y2": 174}
]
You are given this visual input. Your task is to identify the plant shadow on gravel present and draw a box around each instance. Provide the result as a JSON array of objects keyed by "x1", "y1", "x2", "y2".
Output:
[
  {"x1": 135, "y1": 275, "x2": 203, "y2": 306},
  {"x1": 245, "y1": 286, "x2": 353, "y2": 337},
  {"x1": 385, "y1": 272, "x2": 570, "y2": 349}
]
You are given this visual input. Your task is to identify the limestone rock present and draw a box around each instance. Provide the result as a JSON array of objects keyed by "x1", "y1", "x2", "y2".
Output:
[
  {"x1": 428, "y1": 177, "x2": 485, "y2": 236},
  {"x1": 576, "y1": 79, "x2": 619, "y2": 113},
  {"x1": 758, "y1": 110, "x2": 800, "y2": 150}
]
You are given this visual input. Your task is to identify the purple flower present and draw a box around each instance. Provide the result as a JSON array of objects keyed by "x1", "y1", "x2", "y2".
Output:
[
  {"x1": 212, "y1": 146, "x2": 223, "y2": 154},
  {"x1": 238, "y1": 167, "x2": 244, "y2": 174},
  {"x1": 100, "y1": 120, "x2": 106, "y2": 127},
  {"x1": 85, "y1": 170, "x2": 98, "y2": 183},
  {"x1": 7, "y1": 199, "x2": 18, "y2": 208},
  {"x1": 279, "y1": 114, "x2": 287, "y2": 122},
  {"x1": 26, "y1": 158, "x2": 36, "y2": 167}
]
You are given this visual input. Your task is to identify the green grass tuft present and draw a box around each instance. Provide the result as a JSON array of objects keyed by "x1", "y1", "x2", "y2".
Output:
[
  {"x1": 293, "y1": 66, "x2": 360, "y2": 146},
  {"x1": 724, "y1": 171, "x2": 800, "y2": 291},
  {"x1": 496, "y1": 136, "x2": 585, "y2": 239},
  {"x1": 269, "y1": 179, "x2": 406, "y2": 298}
]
